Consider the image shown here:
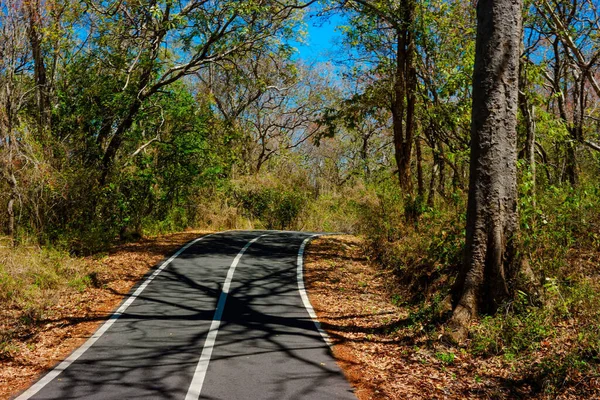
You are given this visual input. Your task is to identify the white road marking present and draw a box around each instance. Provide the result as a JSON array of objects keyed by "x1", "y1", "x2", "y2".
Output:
[
  {"x1": 185, "y1": 233, "x2": 268, "y2": 400},
  {"x1": 15, "y1": 233, "x2": 218, "y2": 400},
  {"x1": 296, "y1": 235, "x2": 331, "y2": 345}
]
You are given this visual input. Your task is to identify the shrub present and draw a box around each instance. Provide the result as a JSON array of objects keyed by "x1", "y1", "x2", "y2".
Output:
[{"x1": 233, "y1": 185, "x2": 307, "y2": 230}]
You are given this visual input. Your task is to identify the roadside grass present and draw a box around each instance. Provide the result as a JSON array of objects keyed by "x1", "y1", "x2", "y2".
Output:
[
  {"x1": 0, "y1": 241, "x2": 96, "y2": 359},
  {"x1": 0, "y1": 230, "x2": 208, "y2": 399}
]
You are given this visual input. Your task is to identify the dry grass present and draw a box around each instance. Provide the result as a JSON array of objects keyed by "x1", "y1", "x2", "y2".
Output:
[
  {"x1": 1, "y1": 244, "x2": 96, "y2": 327},
  {"x1": 0, "y1": 230, "x2": 210, "y2": 400}
]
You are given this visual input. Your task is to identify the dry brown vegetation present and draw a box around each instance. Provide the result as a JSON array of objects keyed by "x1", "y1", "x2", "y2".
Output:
[
  {"x1": 0, "y1": 230, "x2": 209, "y2": 399},
  {"x1": 304, "y1": 235, "x2": 600, "y2": 399}
]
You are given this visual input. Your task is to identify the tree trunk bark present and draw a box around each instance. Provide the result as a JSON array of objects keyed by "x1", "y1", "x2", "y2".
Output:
[
  {"x1": 416, "y1": 135, "x2": 424, "y2": 198},
  {"x1": 392, "y1": 34, "x2": 408, "y2": 189},
  {"x1": 566, "y1": 74, "x2": 586, "y2": 186},
  {"x1": 447, "y1": 0, "x2": 522, "y2": 343},
  {"x1": 6, "y1": 141, "x2": 17, "y2": 243},
  {"x1": 391, "y1": 0, "x2": 416, "y2": 192},
  {"x1": 7, "y1": 169, "x2": 17, "y2": 242},
  {"x1": 26, "y1": 0, "x2": 51, "y2": 131},
  {"x1": 565, "y1": 140, "x2": 577, "y2": 185},
  {"x1": 404, "y1": 0, "x2": 417, "y2": 191},
  {"x1": 7, "y1": 197, "x2": 15, "y2": 241}
]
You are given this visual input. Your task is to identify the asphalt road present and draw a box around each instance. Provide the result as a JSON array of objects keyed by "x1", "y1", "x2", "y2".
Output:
[{"x1": 16, "y1": 231, "x2": 356, "y2": 400}]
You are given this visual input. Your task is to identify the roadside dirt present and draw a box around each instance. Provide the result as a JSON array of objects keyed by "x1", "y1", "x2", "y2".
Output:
[
  {"x1": 1, "y1": 230, "x2": 210, "y2": 400},
  {"x1": 302, "y1": 235, "x2": 589, "y2": 400}
]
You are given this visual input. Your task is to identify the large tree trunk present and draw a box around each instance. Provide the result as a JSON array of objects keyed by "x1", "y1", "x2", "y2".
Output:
[
  {"x1": 404, "y1": 0, "x2": 417, "y2": 190},
  {"x1": 565, "y1": 138, "x2": 578, "y2": 185},
  {"x1": 392, "y1": 37, "x2": 409, "y2": 189},
  {"x1": 447, "y1": 0, "x2": 522, "y2": 343}
]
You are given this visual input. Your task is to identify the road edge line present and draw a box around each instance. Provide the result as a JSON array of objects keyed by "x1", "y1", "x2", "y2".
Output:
[
  {"x1": 296, "y1": 234, "x2": 332, "y2": 346},
  {"x1": 184, "y1": 233, "x2": 267, "y2": 400},
  {"x1": 15, "y1": 233, "x2": 218, "y2": 400}
]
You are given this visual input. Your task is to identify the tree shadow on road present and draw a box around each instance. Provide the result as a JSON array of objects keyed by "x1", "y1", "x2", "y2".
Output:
[{"x1": 16, "y1": 231, "x2": 356, "y2": 400}]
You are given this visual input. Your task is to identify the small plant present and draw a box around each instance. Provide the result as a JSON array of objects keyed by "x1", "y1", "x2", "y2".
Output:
[
  {"x1": 69, "y1": 275, "x2": 92, "y2": 293},
  {"x1": 0, "y1": 340, "x2": 19, "y2": 360},
  {"x1": 471, "y1": 307, "x2": 552, "y2": 358},
  {"x1": 435, "y1": 351, "x2": 455, "y2": 365},
  {"x1": 391, "y1": 293, "x2": 403, "y2": 306}
]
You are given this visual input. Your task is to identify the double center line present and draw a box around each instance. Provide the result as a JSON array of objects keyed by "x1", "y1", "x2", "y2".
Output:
[{"x1": 184, "y1": 233, "x2": 267, "y2": 400}]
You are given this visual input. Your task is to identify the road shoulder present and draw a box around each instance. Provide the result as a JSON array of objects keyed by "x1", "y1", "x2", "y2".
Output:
[{"x1": 304, "y1": 235, "x2": 469, "y2": 399}]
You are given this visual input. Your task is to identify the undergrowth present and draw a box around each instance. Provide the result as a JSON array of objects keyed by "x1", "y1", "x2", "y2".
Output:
[
  {"x1": 0, "y1": 242, "x2": 96, "y2": 359},
  {"x1": 356, "y1": 177, "x2": 600, "y2": 396}
]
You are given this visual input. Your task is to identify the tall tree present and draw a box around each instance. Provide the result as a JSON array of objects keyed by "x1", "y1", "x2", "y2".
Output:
[
  {"x1": 418, "y1": 0, "x2": 475, "y2": 202},
  {"x1": 201, "y1": 57, "x2": 333, "y2": 174},
  {"x1": 447, "y1": 0, "x2": 523, "y2": 342},
  {"x1": 535, "y1": 0, "x2": 600, "y2": 185},
  {"x1": 0, "y1": 0, "x2": 29, "y2": 240},
  {"x1": 338, "y1": 0, "x2": 417, "y2": 191},
  {"x1": 24, "y1": 0, "x2": 51, "y2": 130},
  {"x1": 67, "y1": 0, "x2": 310, "y2": 185}
]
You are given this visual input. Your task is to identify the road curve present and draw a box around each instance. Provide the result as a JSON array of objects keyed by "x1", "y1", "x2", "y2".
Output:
[{"x1": 15, "y1": 231, "x2": 356, "y2": 400}]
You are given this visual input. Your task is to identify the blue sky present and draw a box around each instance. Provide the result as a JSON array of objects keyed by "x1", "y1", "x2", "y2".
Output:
[{"x1": 292, "y1": 13, "x2": 346, "y2": 63}]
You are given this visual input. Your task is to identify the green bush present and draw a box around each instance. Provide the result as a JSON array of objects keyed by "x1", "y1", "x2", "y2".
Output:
[
  {"x1": 355, "y1": 179, "x2": 465, "y2": 305},
  {"x1": 234, "y1": 185, "x2": 307, "y2": 230}
]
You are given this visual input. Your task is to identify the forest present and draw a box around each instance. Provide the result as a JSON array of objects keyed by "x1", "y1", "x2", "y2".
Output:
[{"x1": 1, "y1": 0, "x2": 600, "y2": 398}]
